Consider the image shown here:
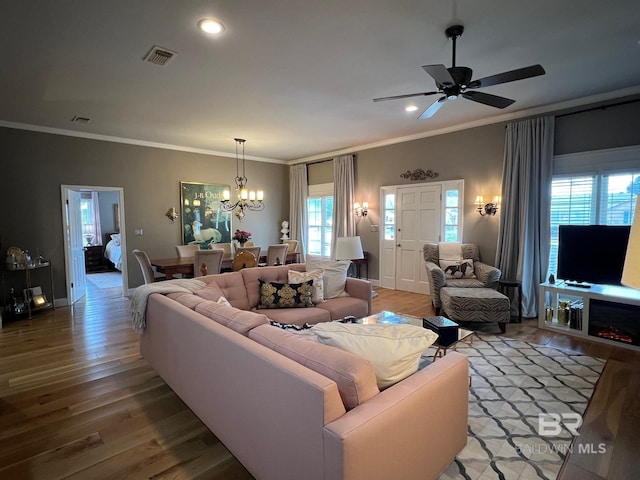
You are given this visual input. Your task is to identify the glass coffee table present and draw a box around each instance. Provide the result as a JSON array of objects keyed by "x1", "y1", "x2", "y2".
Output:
[{"x1": 359, "y1": 311, "x2": 475, "y2": 361}]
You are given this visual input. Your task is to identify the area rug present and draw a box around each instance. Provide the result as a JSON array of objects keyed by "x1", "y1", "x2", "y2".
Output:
[
  {"x1": 86, "y1": 271, "x2": 122, "y2": 289},
  {"x1": 424, "y1": 334, "x2": 605, "y2": 480}
]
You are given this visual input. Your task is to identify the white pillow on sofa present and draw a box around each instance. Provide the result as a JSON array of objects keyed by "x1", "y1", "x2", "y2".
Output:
[
  {"x1": 312, "y1": 322, "x2": 439, "y2": 389},
  {"x1": 306, "y1": 255, "x2": 350, "y2": 299},
  {"x1": 288, "y1": 268, "x2": 325, "y2": 303}
]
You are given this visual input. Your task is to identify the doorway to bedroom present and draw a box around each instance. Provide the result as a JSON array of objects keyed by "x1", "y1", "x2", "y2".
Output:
[{"x1": 61, "y1": 185, "x2": 127, "y2": 304}]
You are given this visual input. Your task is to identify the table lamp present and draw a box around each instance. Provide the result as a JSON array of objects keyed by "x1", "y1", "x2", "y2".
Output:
[{"x1": 335, "y1": 236, "x2": 364, "y2": 261}]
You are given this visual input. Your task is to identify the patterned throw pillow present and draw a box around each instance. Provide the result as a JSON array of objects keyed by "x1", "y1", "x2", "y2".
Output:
[
  {"x1": 288, "y1": 269, "x2": 325, "y2": 303},
  {"x1": 258, "y1": 279, "x2": 314, "y2": 309},
  {"x1": 440, "y1": 258, "x2": 476, "y2": 279}
]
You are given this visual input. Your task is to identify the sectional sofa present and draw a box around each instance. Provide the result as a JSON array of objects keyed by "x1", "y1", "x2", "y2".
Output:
[{"x1": 137, "y1": 264, "x2": 469, "y2": 480}]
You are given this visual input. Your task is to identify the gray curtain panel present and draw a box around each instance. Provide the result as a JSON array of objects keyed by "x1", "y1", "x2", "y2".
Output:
[
  {"x1": 496, "y1": 116, "x2": 554, "y2": 318},
  {"x1": 332, "y1": 155, "x2": 356, "y2": 259},
  {"x1": 289, "y1": 164, "x2": 308, "y2": 262}
]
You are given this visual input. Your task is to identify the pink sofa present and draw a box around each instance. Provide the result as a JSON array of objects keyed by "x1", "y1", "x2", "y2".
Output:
[{"x1": 139, "y1": 264, "x2": 469, "y2": 480}]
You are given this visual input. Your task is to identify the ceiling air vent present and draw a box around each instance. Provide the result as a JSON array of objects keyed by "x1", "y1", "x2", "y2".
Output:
[{"x1": 143, "y1": 46, "x2": 177, "y2": 66}]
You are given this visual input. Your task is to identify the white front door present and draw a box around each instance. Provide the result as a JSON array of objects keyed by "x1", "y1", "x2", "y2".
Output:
[{"x1": 395, "y1": 185, "x2": 441, "y2": 293}]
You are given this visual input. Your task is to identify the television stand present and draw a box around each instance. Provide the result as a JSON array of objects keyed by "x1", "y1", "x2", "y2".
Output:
[
  {"x1": 563, "y1": 281, "x2": 592, "y2": 289},
  {"x1": 538, "y1": 282, "x2": 640, "y2": 351}
]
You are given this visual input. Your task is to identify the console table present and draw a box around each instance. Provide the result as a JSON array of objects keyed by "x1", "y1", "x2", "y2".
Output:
[{"x1": 538, "y1": 281, "x2": 640, "y2": 351}]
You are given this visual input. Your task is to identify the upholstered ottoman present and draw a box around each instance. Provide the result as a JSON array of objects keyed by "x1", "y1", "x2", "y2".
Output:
[{"x1": 440, "y1": 287, "x2": 510, "y2": 333}]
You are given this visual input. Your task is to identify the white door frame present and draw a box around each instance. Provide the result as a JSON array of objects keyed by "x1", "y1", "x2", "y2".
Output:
[{"x1": 60, "y1": 185, "x2": 128, "y2": 304}]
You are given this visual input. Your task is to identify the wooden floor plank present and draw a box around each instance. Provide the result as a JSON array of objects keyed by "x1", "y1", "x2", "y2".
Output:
[{"x1": 0, "y1": 282, "x2": 638, "y2": 479}]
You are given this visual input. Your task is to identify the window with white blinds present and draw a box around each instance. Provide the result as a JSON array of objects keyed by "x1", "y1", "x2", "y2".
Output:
[{"x1": 548, "y1": 171, "x2": 639, "y2": 277}]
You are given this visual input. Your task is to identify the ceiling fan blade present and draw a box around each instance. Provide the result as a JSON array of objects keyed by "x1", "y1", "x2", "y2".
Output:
[
  {"x1": 418, "y1": 97, "x2": 447, "y2": 119},
  {"x1": 462, "y1": 91, "x2": 515, "y2": 109},
  {"x1": 467, "y1": 64, "x2": 545, "y2": 89},
  {"x1": 422, "y1": 64, "x2": 455, "y2": 87},
  {"x1": 373, "y1": 91, "x2": 439, "y2": 102}
]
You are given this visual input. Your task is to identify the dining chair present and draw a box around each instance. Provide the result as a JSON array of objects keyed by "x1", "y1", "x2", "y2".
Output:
[
  {"x1": 235, "y1": 246, "x2": 261, "y2": 262},
  {"x1": 175, "y1": 244, "x2": 200, "y2": 258},
  {"x1": 266, "y1": 244, "x2": 289, "y2": 266},
  {"x1": 212, "y1": 242, "x2": 233, "y2": 261},
  {"x1": 194, "y1": 249, "x2": 224, "y2": 277},
  {"x1": 133, "y1": 249, "x2": 166, "y2": 284},
  {"x1": 232, "y1": 251, "x2": 258, "y2": 271},
  {"x1": 244, "y1": 241, "x2": 255, "y2": 247},
  {"x1": 283, "y1": 239, "x2": 299, "y2": 253}
]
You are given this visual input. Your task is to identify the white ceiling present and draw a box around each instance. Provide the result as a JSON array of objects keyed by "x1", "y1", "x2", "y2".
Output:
[{"x1": 2, "y1": 0, "x2": 640, "y2": 163}]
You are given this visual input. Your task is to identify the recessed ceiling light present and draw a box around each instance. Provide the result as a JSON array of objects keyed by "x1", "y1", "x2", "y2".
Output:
[
  {"x1": 198, "y1": 18, "x2": 225, "y2": 35},
  {"x1": 405, "y1": 105, "x2": 418, "y2": 112}
]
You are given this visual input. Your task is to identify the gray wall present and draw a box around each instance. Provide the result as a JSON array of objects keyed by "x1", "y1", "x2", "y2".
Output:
[
  {"x1": 1, "y1": 96, "x2": 638, "y2": 299},
  {"x1": 0, "y1": 127, "x2": 289, "y2": 296}
]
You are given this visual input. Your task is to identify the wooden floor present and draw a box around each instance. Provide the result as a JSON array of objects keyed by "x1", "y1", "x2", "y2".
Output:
[{"x1": 1, "y1": 283, "x2": 638, "y2": 479}]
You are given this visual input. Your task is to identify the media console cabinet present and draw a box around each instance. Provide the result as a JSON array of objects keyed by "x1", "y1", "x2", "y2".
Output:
[{"x1": 538, "y1": 282, "x2": 640, "y2": 350}]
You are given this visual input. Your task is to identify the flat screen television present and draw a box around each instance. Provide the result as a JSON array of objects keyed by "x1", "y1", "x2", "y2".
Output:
[{"x1": 557, "y1": 225, "x2": 630, "y2": 285}]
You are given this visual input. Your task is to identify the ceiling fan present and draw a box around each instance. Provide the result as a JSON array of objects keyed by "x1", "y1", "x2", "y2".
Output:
[{"x1": 373, "y1": 25, "x2": 545, "y2": 119}]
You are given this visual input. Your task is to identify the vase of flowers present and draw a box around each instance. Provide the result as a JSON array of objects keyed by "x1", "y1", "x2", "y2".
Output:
[{"x1": 233, "y1": 229, "x2": 252, "y2": 247}]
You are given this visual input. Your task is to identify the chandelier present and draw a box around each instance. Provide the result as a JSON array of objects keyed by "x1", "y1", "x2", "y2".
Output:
[{"x1": 221, "y1": 138, "x2": 264, "y2": 220}]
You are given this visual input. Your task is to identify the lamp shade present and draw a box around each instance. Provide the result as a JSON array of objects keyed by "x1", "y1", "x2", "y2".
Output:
[
  {"x1": 622, "y1": 196, "x2": 640, "y2": 289},
  {"x1": 335, "y1": 236, "x2": 364, "y2": 260}
]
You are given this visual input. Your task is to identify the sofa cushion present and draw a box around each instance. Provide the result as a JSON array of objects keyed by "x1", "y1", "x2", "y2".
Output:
[
  {"x1": 202, "y1": 272, "x2": 251, "y2": 310},
  {"x1": 195, "y1": 301, "x2": 269, "y2": 335},
  {"x1": 315, "y1": 296, "x2": 369, "y2": 321},
  {"x1": 258, "y1": 280, "x2": 314, "y2": 309},
  {"x1": 249, "y1": 324, "x2": 379, "y2": 409},
  {"x1": 258, "y1": 307, "x2": 331, "y2": 325},
  {"x1": 165, "y1": 292, "x2": 211, "y2": 310},
  {"x1": 306, "y1": 255, "x2": 350, "y2": 299},
  {"x1": 193, "y1": 282, "x2": 225, "y2": 301},
  {"x1": 312, "y1": 323, "x2": 438, "y2": 389},
  {"x1": 288, "y1": 268, "x2": 325, "y2": 303}
]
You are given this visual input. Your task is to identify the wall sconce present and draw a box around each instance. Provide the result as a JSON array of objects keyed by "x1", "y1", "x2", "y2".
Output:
[
  {"x1": 354, "y1": 202, "x2": 368, "y2": 217},
  {"x1": 165, "y1": 207, "x2": 179, "y2": 222},
  {"x1": 475, "y1": 196, "x2": 499, "y2": 216}
]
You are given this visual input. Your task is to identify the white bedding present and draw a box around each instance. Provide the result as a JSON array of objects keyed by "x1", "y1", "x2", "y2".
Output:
[{"x1": 104, "y1": 237, "x2": 122, "y2": 271}]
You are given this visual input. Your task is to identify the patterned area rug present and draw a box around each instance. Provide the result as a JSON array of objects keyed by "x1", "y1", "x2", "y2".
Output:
[
  {"x1": 86, "y1": 272, "x2": 122, "y2": 289},
  {"x1": 424, "y1": 334, "x2": 605, "y2": 480}
]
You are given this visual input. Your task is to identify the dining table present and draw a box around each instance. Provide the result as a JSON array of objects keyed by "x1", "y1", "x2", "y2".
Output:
[{"x1": 151, "y1": 251, "x2": 301, "y2": 279}]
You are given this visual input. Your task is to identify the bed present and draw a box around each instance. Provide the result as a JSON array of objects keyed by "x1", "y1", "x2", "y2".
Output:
[{"x1": 103, "y1": 232, "x2": 122, "y2": 271}]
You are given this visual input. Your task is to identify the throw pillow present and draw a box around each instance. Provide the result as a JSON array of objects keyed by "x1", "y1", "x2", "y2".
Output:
[
  {"x1": 288, "y1": 268, "x2": 325, "y2": 303},
  {"x1": 440, "y1": 258, "x2": 476, "y2": 279},
  {"x1": 312, "y1": 322, "x2": 439, "y2": 389},
  {"x1": 305, "y1": 255, "x2": 351, "y2": 299},
  {"x1": 258, "y1": 279, "x2": 314, "y2": 309}
]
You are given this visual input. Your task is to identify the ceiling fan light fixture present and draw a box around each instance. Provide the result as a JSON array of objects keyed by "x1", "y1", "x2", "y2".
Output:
[
  {"x1": 405, "y1": 105, "x2": 418, "y2": 112},
  {"x1": 198, "y1": 18, "x2": 225, "y2": 35},
  {"x1": 447, "y1": 94, "x2": 458, "y2": 100}
]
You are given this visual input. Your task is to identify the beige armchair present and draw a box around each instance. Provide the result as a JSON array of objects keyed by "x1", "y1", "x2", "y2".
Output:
[{"x1": 423, "y1": 243, "x2": 501, "y2": 314}]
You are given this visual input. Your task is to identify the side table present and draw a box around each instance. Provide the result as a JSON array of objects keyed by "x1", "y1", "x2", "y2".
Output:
[
  {"x1": 351, "y1": 251, "x2": 369, "y2": 279},
  {"x1": 498, "y1": 279, "x2": 522, "y2": 323}
]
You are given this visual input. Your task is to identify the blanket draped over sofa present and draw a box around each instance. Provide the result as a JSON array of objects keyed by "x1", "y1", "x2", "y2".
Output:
[{"x1": 136, "y1": 264, "x2": 469, "y2": 480}]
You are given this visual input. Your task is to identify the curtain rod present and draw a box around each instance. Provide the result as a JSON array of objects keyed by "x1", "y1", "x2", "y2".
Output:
[{"x1": 555, "y1": 97, "x2": 640, "y2": 119}]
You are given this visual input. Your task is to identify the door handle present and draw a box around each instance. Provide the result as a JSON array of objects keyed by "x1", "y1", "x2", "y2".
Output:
[{"x1": 396, "y1": 244, "x2": 401, "y2": 247}]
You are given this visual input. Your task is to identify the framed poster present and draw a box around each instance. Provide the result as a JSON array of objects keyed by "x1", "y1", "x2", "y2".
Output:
[{"x1": 180, "y1": 182, "x2": 232, "y2": 247}]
